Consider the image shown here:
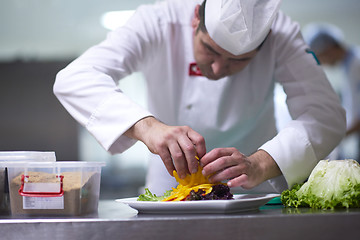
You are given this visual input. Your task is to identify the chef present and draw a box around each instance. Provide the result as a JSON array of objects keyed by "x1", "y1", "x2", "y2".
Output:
[
  {"x1": 54, "y1": 0, "x2": 346, "y2": 195},
  {"x1": 305, "y1": 23, "x2": 360, "y2": 160}
]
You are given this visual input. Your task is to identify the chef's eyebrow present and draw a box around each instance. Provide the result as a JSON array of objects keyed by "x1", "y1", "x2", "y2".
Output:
[{"x1": 229, "y1": 56, "x2": 252, "y2": 62}]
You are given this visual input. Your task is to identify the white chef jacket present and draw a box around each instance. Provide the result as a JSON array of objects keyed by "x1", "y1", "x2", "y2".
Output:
[{"x1": 54, "y1": 0, "x2": 346, "y2": 194}]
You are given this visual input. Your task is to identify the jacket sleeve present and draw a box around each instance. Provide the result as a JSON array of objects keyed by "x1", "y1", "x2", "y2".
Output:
[
  {"x1": 53, "y1": 5, "x2": 163, "y2": 154},
  {"x1": 260, "y1": 12, "x2": 346, "y2": 188}
]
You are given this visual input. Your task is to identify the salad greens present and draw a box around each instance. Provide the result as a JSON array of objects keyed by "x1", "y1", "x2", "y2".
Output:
[
  {"x1": 281, "y1": 159, "x2": 360, "y2": 209},
  {"x1": 137, "y1": 188, "x2": 172, "y2": 202}
]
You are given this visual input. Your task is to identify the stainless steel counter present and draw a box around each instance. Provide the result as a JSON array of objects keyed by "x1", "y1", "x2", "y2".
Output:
[{"x1": 0, "y1": 200, "x2": 359, "y2": 240}]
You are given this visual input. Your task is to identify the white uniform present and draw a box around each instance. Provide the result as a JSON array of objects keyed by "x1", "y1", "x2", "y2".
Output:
[{"x1": 54, "y1": 0, "x2": 346, "y2": 194}]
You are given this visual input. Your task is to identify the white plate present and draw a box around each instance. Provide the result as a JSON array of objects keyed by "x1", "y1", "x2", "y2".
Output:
[{"x1": 116, "y1": 194, "x2": 280, "y2": 214}]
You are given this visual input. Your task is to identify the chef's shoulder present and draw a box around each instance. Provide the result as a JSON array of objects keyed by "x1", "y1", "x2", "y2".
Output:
[
  {"x1": 271, "y1": 11, "x2": 301, "y2": 38},
  {"x1": 269, "y1": 11, "x2": 308, "y2": 62}
]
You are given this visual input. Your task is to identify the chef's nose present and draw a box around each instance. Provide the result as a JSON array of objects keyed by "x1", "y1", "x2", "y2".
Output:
[{"x1": 211, "y1": 58, "x2": 228, "y2": 77}]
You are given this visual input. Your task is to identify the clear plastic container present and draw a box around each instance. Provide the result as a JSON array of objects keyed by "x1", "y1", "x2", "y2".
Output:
[
  {"x1": 6, "y1": 161, "x2": 105, "y2": 216},
  {"x1": 0, "y1": 151, "x2": 56, "y2": 214}
]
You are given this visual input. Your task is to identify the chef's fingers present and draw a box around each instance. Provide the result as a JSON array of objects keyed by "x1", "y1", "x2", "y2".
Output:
[
  {"x1": 206, "y1": 162, "x2": 246, "y2": 183},
  {"x1": 177, "y1": 135, "x2": 198, "y2": 174},
  {"x1": 187, "y1": 130, "x2": 206, "y2": 158},
  {"x1": 168, "y1": 142, "x2": 189, "y2": 179},
  {"x1": 227, "y1": 174, "x2": 249, "y2": 189},
  {"x1": 202, "y1": 154, "x2": 239, "y2": 178},
  {"x1": 200, "y1": 148, "x2": 235, "y2": 167},
  {"x1": 157, "y1": 147, "x2": 176, "y2": 176}
]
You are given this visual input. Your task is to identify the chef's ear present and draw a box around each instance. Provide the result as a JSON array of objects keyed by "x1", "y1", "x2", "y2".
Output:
[{"x1": 192, "y1": 5, "x2": 201, "y2": 31}]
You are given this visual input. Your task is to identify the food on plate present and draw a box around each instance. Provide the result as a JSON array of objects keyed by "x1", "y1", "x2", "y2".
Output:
[
  {"x1": 138, "y1": 163, "x2": 233, "y2": 202},
  {"x1": 281, "y1": 159, "x2": 360, "y2": 209},
  {"x1": 137, "y1": 188, "x2": 172, "y2": 202}
]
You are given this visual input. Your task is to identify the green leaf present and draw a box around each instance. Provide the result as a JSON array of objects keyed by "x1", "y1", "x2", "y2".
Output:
[
  {"x1": 281, "y1": 160, "x2": 360, "y2": 209},
  {"x1": 137, "y1": 188, "x2": 172, "y2": 202}
]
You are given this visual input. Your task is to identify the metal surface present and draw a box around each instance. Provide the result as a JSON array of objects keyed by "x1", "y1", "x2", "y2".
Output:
[{"x1": 0, "y1": 200, "x2": 359, "y2": 240}]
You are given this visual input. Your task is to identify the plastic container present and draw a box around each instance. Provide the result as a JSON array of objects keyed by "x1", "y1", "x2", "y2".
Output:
[
  {"x1": 6, "y1": 161, "x2": 105, "y2": 216},
  {"x1": 0, "y1": 151, "x2": 56, "y2": 162},
  {"x1": 0, "y1": 151, "x2": 56, "y2": 214}
]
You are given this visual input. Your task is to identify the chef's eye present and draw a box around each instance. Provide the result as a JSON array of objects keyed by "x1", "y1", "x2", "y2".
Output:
[
  {"x1": 230, "y1": 57, "x2": 251, "y2": 63},
  {"x1": 205, "y1": 46, "x2": 215, "y2": 55},
  {"x1": 202, "y1": 42, "x2": 219, "y2": 56}
]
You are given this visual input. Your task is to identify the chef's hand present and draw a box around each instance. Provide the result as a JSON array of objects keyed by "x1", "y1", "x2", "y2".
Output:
[
  {"x1": 200, "y1": 148, "x2": 282, "y2": 189},
  {"x1": 125, "y1": 116, "x2": 206, "y2": 178}
]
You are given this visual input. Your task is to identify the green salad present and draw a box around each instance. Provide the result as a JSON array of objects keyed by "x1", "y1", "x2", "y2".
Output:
[
  {"x1": 281, "y1": 159, "x2": 360, "y2": 209},
  {"x1": 137, "y1": 188, "x2": 172, "y2": 202}
]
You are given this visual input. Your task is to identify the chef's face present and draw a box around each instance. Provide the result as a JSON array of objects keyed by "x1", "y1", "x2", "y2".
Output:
[
  {"x1": 316, "y1": 46, "x2": 343, "y2": 66},
  {"x1": 192, "y1": 30, "x2": 258, "y2": 80},
  {"x1": 191, "y1": 5, "x2": 258, "y2": 80}
]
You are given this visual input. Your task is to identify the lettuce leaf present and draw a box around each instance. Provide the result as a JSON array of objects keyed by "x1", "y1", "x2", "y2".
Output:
[
  {"x1": 281, "y1": 159, "x2": 360, "y2": 209},
  {"x1": 137, "y1": 188, "x2": 172, "y2": 202}
]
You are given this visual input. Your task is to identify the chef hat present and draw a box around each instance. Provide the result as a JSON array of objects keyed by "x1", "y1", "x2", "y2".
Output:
[
  {"x1": 302, "y1": 23, "x2": 345, "y2": 54},
  {"x1": 204, "y1": 0, "x2": 281, "y2": 55}
]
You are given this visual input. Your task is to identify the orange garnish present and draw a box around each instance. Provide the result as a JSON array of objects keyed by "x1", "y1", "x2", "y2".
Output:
[{"x1": 161, "y1": 162, "x2": 218, "y2": 202}]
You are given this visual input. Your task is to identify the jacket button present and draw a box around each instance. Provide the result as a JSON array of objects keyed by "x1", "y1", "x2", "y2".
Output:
[{"x1": 186, "y1": 104, "x2": 192, "y2": 110}]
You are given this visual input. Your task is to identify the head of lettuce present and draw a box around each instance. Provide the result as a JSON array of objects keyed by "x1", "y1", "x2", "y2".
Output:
[{"x1": 281, "y1": 159, "x2": 360, "y2": 209}]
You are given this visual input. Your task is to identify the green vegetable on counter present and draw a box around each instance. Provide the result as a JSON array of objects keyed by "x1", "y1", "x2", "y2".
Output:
[
  {"x1": 281, "y1": 159, "x2": 360, "y2": 209},
  {"x1": 137, "y1": 188, "x2": 172, "y2": 202}
]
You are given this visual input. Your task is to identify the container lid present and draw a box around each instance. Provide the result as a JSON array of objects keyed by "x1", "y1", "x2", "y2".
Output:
[
  {"x1": 0, "y1": 151, "x2": 56, "y2": 162},
  {"x1": 2, "y1": 161, "x2": 106, "y2": 168}
]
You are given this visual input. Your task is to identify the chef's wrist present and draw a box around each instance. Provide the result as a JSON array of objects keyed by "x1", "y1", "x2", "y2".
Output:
[
  {"x1": 124, "y1": 116, "x2": 157, "y2": 142},
  {"x1": 249, "y1": 149, "x2": 282, "y2": 182}
]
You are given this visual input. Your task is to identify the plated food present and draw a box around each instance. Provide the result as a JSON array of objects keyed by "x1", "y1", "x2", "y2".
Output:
[
  {"x1": 122, "y1": 159, "x2": 279, "y2": 213},
  {"x1": 138, "y1": 163, "x2": 233, "y2": 202},
  {"x1": 118, "y1": 193, "x2": 279, "y2": 214}
]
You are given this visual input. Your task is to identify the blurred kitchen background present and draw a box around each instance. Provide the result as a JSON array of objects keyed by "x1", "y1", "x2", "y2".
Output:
[{"x1": 1, "y1": 0, "x2": 360, "y2": 199}]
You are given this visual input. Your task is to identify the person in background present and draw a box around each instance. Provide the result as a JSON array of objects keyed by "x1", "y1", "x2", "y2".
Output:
[
  {"x1": 304, "y1": 23, "x2": 360, "y2": 161},
  {"x1": 54, "y1": 0, "x2": 346, "y2": 195}
]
